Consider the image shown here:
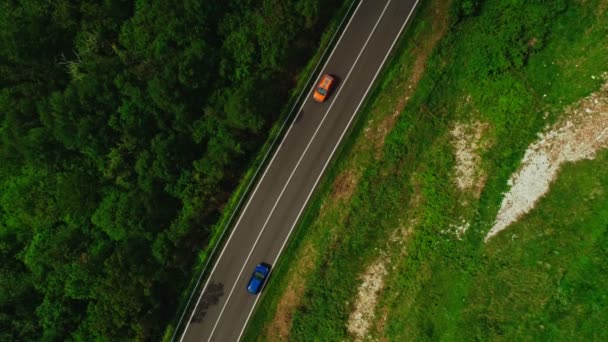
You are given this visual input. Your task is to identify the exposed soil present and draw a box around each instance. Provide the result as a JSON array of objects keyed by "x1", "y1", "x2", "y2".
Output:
[
  {"x1": 448, "y1": 120, "x2": 490, "y2": 240},
  {"x1": 348, "y1": 218, "x2": 416, "y2": 340},
  {"x1": 266, "y1": 243, "x2": 318, "y2": 341},
  {"x1": 347, "y1": 260, "x2": 388, "y2": 340},
  {"x1": 451, "y1": 121, "x2": 490, "y2": 196},
  {"x1": 485, "y1": 75, "x2": 608, "y2": 241},
  {"x1": 599, "y1": 0, "x2": 608, "y2": 16},
  {"x1": 375, "y1": 308, "x2": 389, "y2": 342},
  {"x1": 527, "y1": 37, "x2": 538, "y2": 47},
  {"x1": 331, "y1": 169, "x2": 359, "y2": 203}
]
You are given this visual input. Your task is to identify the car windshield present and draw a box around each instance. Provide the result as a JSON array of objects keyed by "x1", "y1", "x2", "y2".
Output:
[
  {"x1": 254, "y1": 271, "x2": 265, "y2": 279},
  {"x1": 317, "y1": 87, "x2": 327, "y2": 95}
]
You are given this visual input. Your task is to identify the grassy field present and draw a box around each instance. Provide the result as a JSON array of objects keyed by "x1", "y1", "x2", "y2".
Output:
[{"x1": 245, "y1": 0, "x2": 608, "y2": 340}]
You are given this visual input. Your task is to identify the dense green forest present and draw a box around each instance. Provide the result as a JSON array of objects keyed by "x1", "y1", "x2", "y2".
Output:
[{"x1": 0, "y1": 0, "x2": 341, "y2": 339}]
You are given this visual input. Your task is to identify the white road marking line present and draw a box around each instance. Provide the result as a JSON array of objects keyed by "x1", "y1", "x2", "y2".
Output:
[
  {"x1": 178, "y1": 1, "x2": 362, "y2": 341},
  {"x1": 237, "y1": 0, "x2": 421, "y2": 341},
  {"x1": 208, "y1": 0, "x2": 395, "y2": 340}
]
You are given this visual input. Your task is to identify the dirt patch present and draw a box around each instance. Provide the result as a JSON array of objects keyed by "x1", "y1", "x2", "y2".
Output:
[
  {"x1": 331, "y1": 169, "x2": 360, "y2": 203},
  {"x1": 375, "y1": 308, "x2": 389, "y2": 342},
  {"x1": 371, "y1": 109, "x2": 401, "y2": 156},
  {"x1": 485, "y1": 74, "x2": 608, "y2": 241},
  {"x1": 266, "y1": 243, "x2": 318, "y2": 341},
  {"x1": 365, "y1": 220, "x2": 416, "y2": 341},
  {"x1": 348, "y1": 217, "x2": 416, "y2": 340},
  {"x1": 599, "y1": 0, "x2": 608, "y2": 16},
  {"x1": 451, "y1": 121, "x2": 490, "y2": 197},
  {"x1": 347, "y1": 260, "x2": 389, "y2": 340},
  {"x1": 390, "y1": 218, "x2": 416, "y2": 253}
]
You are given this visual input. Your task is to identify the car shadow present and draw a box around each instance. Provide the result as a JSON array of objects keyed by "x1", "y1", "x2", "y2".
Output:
[{"x1": 190, "y1": 281, "x2": 225, "y2": 324}]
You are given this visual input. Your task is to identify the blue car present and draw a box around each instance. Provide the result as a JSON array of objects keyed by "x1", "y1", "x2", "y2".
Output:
[{"x1": 247, "y1": 263, "x2": 271, "y2": 294}]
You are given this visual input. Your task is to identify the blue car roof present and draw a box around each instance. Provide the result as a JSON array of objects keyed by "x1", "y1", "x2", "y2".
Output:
[
  {"x1": 255, "y1": 264, "x2": 270, "y2": 274},
  {"x1": 247, "y1": 263, "x2": 271, "y2": 294},
  {"x1": 247, "y1": 277, "x2": 262, "y2": 294}
]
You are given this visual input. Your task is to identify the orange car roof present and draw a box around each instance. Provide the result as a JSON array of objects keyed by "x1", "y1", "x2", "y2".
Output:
[{"x1": 320, "y1": 75, "x2": 333, "y2": 88}]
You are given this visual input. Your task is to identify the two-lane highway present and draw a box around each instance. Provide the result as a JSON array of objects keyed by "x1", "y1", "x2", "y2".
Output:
[{"x1": 180, "y1": 0, "x2": 419, "y2": 340}]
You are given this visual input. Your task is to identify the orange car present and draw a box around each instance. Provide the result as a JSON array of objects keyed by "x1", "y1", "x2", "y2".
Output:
[{"x1": 313, "y1": 74, "x2": 335, "y2": 103}]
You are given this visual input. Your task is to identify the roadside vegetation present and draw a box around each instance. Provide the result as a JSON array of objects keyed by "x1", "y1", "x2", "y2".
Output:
[
  {"x1": 0, "y1": 0, "x2": 348, "y2": 340},
  {"x1": 245, "y1": 0, "x2": 608, "y2": 340}
]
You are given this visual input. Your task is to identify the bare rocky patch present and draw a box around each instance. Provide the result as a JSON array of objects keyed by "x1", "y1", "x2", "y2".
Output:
[
  {"x1": 347, "y1": 260, "x2": 388, "y2": 341},
  {"x1": 486, "y1": 74, "x2": 608, "y2": 241},
  {"x1": 446, "y1": 220, "x2": 470, "y2": 240},
  {"x1": 447, "y1": 120, "x2": 490, "y2": 241},
  {"x1": 451, "y1": 121, "x2": 490, "y2": 197},
  {"x1": 348, "y1": 215, "x2": 417, "y2": 340}
]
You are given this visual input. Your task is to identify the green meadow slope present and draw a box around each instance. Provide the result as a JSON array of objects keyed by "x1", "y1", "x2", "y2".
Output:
[{"x1": 245, "y1": 0, "x2": 608, "y2": 340}]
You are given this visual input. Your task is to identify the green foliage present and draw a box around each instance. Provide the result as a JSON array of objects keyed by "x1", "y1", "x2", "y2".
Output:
[
  {"x1": 463, "y1": 152, "x2": 608, "y2": 341},
  {"x1": 450, "y1": 0, "x2": 480, "y2": 23},
  {"x1": 0, "y1": 0, "x2": 345, "y2": 340},
  {"x1": 382, "y1": 0, "x2": 608, "y2": 339}
]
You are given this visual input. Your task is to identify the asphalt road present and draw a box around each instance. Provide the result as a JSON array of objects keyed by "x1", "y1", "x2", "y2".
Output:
[{"x1": 180, "y1": 0, "x2": 419, "y2": 340}]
